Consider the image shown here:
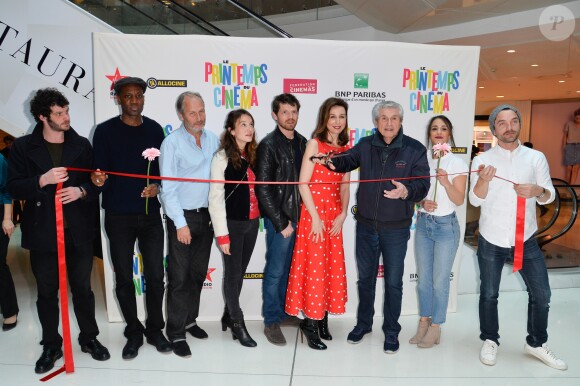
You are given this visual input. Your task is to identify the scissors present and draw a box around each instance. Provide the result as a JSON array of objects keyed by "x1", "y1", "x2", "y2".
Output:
[{"x1": 309, "y1": 151, "x2": 349, "y2": 163}]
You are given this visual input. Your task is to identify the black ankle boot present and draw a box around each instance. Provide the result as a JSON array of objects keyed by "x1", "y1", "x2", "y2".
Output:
[
  {"x1": 230, "y1": 319, "x2": 257, "y2": 347},
  {"x1": 221, "y1": 308, "x2": 231, "y2": 332},
  {"x1": 317, "y1": 312, "x2": 332, "y2": 341},
  {"x1": 299, "y1": 318, "x2": 327, "y2": 350}
]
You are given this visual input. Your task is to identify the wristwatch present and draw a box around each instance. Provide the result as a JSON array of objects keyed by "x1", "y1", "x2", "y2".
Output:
[{"x1": 536, "y1": 187, "x2": 546, "y2": 199}]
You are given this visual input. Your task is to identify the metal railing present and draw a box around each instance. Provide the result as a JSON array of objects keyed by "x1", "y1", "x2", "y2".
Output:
[{"x1": 68, "y1": 0, "x2": 342, "y2": 36}]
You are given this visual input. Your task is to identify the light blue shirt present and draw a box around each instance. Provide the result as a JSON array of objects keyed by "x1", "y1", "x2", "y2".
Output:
[{"x1": 160, "y1": 125, "x2": 220, "y2": 229}]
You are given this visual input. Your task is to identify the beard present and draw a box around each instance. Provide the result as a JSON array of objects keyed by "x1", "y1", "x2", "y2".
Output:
[
  {"x1": 278, "y1": 119, "x2": 297, "y2": 132},
  {"x1": 498, "y1": 131, "x2": 519, "y2": 143},
  {"x1": 47, "y1": 117, "x2": 70, "y2": 132}
]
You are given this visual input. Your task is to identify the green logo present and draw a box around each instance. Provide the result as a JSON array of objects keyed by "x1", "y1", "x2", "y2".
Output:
[{"x1": 354, "y1": 73, "x2": 369, "y2": 89}]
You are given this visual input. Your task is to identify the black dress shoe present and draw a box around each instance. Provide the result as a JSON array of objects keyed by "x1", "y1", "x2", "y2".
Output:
[
  {"x1": 146, "y1": 332, "x2": 172, "y2": 353},
  {"x1": 172, "y1": 340, "x2": 191, "y2": 358},
  {"x1": 122, "y1": 337, "x2": 143, "y2": 360},
  {"x1": 35, "y1": 348, "x2": 63, "y2": 374},
  {"x1": 81, "y1": 339, "x2": 111, "y2": 361},
  {"x1": 2, "y1": 320, "x2": 17, "y2": 331},
  {"x1": 186, "y1": 324, "x2": 208, "y2": 339}
]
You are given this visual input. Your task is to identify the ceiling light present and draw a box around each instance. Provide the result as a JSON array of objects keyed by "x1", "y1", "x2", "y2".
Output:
[
  {"x1": 478, "y1": 86, "x2": 485, "y2": 89},
  {"x1": 496, "y1": 95, "x2": 505, "y2": 98},
  {"x1": 507, "y1": 49, "x2": 516, "y2": 53},
  {"x1": 559, "y1": 80, "x2": 566, "y2": 83},
  {"x1": 531, "y1": 64, "x2": 539, "y2": 67},
  {"x1": 576, "y1": 90, "x2": 580, "y2": 93}
]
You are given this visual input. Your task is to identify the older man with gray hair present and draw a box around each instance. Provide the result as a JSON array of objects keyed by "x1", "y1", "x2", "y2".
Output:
[
  {"x1": 322, "y1": 100, "x2": 429, "y2": 354},
  {"x1": 470, "y1": 104, "x2": 567, "y2": 370},
  {"x1": 159, "y1": 91, "x2": 219, "y2": 357}
]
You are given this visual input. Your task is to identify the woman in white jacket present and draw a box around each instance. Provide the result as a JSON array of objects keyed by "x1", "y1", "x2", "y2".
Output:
[{"x1": 208, "y1": 109, "x2": 260, "y2": 347}]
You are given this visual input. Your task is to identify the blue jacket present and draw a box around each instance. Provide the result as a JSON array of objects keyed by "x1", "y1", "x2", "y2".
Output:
[{"x1": 331, "y1": 128, "x2": 430, "y2": 229}]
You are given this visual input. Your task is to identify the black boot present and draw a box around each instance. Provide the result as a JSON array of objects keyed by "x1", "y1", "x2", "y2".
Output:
[
  {"x1": 221, "y1": 308, "x2": 231, "y2": 332},
  {"x1": 230, "y1": 319, "x2": 257, "y2": 347},
  {"x1": 299, "y1": 318, "x2": 327, "y2": 350},
  {"x1": 317, "y1": 312, "x2": 333, "y2": 341}
]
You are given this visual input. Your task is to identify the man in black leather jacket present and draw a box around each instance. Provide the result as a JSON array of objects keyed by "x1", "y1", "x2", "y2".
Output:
[{"x1": 255, "y1": 93, "x2": 306, "y2": 346}]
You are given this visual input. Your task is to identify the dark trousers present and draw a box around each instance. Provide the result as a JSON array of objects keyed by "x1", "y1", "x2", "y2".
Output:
[
  {"x1": 354, "y1": 222, "x2": 410, "y2": 337},
  {"x1": 477, "y1": 235, "x2": 551, "y2": 347},
  {"x1": 29, "y1": 231, "x2": 99, "y2": 349},
  {"x1": 166, "y1": 210, "x2": 213, "y2": 342},
  {"x1": 0, "y1": 224, "x2": 18, "y2": 319},
  {"x1": 104, "y1": 213, "x2": 165, "y2": 340},
  {"x1": 223, "y1": 218, "x2": 259, "y2": 320}
]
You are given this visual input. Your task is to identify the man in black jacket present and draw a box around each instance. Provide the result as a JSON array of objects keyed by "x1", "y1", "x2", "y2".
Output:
[
  {"x1": 255, "y1": 93, "x2": 306, "y2": 345},
  {"x1": 7, "y1": 88, "x2": 110, "y2": 374},
  {"x1": 324, "y1": 100, "x2": 429, "y2": 354}
]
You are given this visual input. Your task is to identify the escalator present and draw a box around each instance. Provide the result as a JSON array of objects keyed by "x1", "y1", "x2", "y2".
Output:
[{"x1": 534, "y1": 178, "x2": 579, "y2": 269}]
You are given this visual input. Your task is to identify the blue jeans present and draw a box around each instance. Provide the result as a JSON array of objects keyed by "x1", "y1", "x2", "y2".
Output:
[
  {"x1": 262, "y1": 217, "x2": 296, "y2": 326},
  {"x1": 414, "y1": 212, "x2": 460, "y2": 324},
  {"x1": 477, "y1": 235, "x2": 551, "y2": 347},
  {"x1": 355, "y1": 222, "x2": 409, "y2": 337}
]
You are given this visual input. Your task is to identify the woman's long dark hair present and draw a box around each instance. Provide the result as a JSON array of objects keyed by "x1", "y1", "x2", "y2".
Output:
[
  {"x1": 221, "y1": 109, "x2": 258, "y2": 169},
  {"x1": 312, "y1": 97, "x2": 349, "y2": 146}
]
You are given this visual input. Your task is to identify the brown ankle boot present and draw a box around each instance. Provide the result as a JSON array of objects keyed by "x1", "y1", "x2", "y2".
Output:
[
  {"x1": 409, "y1": 318, "x2": 430, "y2": 344},
  {"x1": 418, "y1": 324, "x2": 441, "y2": 348}
]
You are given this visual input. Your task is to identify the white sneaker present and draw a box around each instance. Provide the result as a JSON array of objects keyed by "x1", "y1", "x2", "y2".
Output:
[
  {"x1": 524, "y1": 343, "x2": 568, "y2": 370},
  {"x1": 480, "y1": 339, "x2": 498, "y2": 366}
]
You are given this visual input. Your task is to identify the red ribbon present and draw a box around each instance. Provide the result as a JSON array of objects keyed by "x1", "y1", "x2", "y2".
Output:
[
  {"x1": 68, "y1": 167, "x2": 528, "y2": 274},
  {"x1": 67, "y1": 167, "x2": 473, "y2": 185},
  {"x1": 40, "y1": 182, "x2": 74, "y2": 381},
  {"x1": 513, "y1": 196, "x2": 526, "y2": 272}
]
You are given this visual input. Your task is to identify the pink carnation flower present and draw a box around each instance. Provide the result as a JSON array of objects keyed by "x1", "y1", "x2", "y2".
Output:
[
  {"x1": 431, "y1": 143, "x2": 452, "y2": 203},
  {"x1": 142, "y1": 147, "x2": 160, "y2": 215},
  {"x1": 432, "y1": 143, "x2": 452, "y2": 158},
  {"x1": 142, "y1": 148, "x2": 161, "y2": 162}
]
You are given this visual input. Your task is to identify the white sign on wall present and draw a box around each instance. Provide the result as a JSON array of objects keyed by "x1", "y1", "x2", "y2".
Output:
[{"x1": 93, "y1": 32, "x2": 479, "y2": 322}]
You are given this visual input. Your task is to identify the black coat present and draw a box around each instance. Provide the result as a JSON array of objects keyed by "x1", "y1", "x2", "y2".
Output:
[
  {"x1": 331, "y1": 129, "x2": 430, "y2": 229},
  {"x1": 255, "y1": 127, "x2": 307, "y2": 232},
  {"x1": 7, "y1": 123, "x2": 98, "y2": 251}
]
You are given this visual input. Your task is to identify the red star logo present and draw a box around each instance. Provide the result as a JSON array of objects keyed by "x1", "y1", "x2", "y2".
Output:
[
  {"x1": 105, "y1": 67, "x2": 127, "y2": 91},
  {"x1": 205, "y1": 267, "x2": 216, "y2": 282}
]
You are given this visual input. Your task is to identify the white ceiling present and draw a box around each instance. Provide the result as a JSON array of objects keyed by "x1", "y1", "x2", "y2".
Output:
[{"x1": 334, "y1": 0, "x2": 580, "y2": 102}]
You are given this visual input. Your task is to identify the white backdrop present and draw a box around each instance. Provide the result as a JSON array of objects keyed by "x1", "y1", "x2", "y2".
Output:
[
  {"x1": 93, "y1": 33, "x2": 479, "y2": 322},
  {"x1": 0, "y1": 0, "x2": 117, "y2": 137}
]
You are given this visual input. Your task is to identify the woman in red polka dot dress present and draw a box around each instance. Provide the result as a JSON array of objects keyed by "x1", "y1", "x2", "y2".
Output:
[{"x1": 285, "y1": 97, "x2": 351, "y2": 350}]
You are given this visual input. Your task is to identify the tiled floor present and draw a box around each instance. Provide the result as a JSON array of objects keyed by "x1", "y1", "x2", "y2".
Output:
[{"x1": 1, "y1": 230, "x2": 579, "y2": 386}]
